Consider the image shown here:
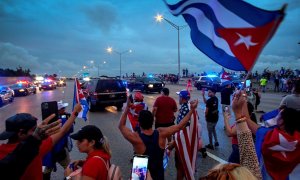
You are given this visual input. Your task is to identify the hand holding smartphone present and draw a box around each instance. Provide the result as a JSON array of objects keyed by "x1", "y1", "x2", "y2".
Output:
[
  {"x1": 131, "y1": 155, "x2": 148, "y2": 180},
  {"x1": 41, "y1": 101, "x2": 59, "y2": 124}
]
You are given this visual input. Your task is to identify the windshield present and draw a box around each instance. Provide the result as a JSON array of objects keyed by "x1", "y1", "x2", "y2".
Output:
[
  {"x1": 211, "y1": 77, "x2": 221, "y2": 83},
  {"x1": 10, "y1": 84, "x2": 26, "y2": 88},
  {"x1": 96, "y1": 80, "x2": 126, "y2": 93}
]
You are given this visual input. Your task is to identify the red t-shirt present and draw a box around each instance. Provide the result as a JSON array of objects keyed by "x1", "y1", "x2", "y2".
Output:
[
  {"x1": 153, "y1": 96, "x2": 177, "y2": 124},
  {"x1": 0, "y1": 137, "x2": 53, "y2": 180},
  {"x1": 82, "y1": 150, "x2": 111, "y2": 180}
]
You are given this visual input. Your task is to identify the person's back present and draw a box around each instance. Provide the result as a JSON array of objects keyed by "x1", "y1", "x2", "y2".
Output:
[
  {"x1": 153, "y1": 88, "x2": 177, "y2": 128},
  {"x1": 138, "y1": 129, "x2": 164, "y2": 179},
  {"x1": 280, "y1": 79, "x2": 300, "y2": 110}
]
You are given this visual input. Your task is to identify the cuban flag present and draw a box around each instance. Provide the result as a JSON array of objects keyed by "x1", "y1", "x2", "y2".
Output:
[
  {"x1": 73, "y1": 78, "x2": 89, "y2": 121},
  {"x1": 163, "y1": 0, "x2": 285, "y2": 71},
  {"x1": 256, "y1": 110, "x2": 300, "y2": 180}
]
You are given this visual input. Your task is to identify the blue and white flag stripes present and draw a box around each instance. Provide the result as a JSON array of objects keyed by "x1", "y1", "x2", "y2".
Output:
[
  {"x1": 163, "y1": 0, "x2": 285, "y2": 71},
  {"x1": 73, "y1": 78, "x2": 89, "y2": 121}
]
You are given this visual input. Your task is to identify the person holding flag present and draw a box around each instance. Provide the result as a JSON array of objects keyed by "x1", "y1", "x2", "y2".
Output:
[
  {"x1": 119, "y1": 97, "x2": 198, "y2": 180},
  {"x1": 232, "y1": 90, "x2": 300, "y2": 180},
  {"x1": 73, "y1": 78, "x2": 89, "y2": 121},
  {"x1": 127, "y1": 91, "x2": 148, "y2": 132}
]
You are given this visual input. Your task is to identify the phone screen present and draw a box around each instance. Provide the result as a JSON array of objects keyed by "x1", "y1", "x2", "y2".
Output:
[
  {"x1": 131, "y1": 155, "x2": 148, "y2": 180},
  {"x1": 41, "y1": 101, "x2": 59, "y2": 123}
]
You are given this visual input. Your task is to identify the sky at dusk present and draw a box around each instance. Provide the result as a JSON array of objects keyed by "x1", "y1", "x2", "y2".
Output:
[{"x1": 0, "y1": 0, "x2": 299, "y2": 77}]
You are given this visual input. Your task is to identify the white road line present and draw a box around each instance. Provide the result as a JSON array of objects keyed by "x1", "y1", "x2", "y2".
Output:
[
  {"x1": 207, "y1": 152, "x2": 228, "y2": 164},
  {"x1": 0, "y1": 103, "x2": 11, "y2": 109}
]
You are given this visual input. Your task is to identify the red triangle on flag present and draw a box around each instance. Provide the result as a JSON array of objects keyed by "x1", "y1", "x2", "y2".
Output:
[{"x1": 217, "y1": 21, "x2": 277, "y2": 71}]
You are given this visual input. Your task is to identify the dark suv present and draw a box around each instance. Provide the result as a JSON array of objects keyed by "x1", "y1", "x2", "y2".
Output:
[
  {"x1": 127, "y1": 77, "x2": 164, "y2": 93},
  {"x1": 194, "y1": 76, "x2": 222, "y2": 91},
  {"x1": 83, "y1": 78, "x2": 127, "y2": 111}
]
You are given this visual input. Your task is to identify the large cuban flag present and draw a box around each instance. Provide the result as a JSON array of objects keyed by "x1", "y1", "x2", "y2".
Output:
[
  {"x1": 256, "y1": 110, "x2": 300, "y2": 180},
  {"x1": 73, "y1": 78, "x2": 89, "y2": 121},
  {"x1": 163, "y1": 0, "x2": 285, "y2": 71}
]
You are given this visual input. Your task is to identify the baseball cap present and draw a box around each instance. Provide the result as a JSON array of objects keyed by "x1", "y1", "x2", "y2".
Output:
[
  {"x1": 134, "y1": 92, "x2": 144, "y2": 101},
  {"x1": 0, "y1": 113, "x2": 37, "y2": 140},
  {"x1": 70, "y1": 125, "x2": 103, "y2": 142},
  {"x1": 57, "y1": 101, "x2": 68, "y2": 110},
  {"x1": 176, "y1": 90, "x2": 191, "y2": 100}
]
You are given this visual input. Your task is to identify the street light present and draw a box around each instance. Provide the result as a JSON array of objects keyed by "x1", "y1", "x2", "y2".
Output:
[
  {"x1": 97, "y1": 61, "x2": 107, "y2": 77},
  {"x1": 155, "y1": 13, "x2": 187, "y2": 78},
  {"x1": 106, "y1": 47, "x2": 132, "y2": 78}
]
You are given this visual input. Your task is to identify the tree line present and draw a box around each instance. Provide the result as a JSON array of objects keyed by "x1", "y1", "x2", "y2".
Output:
[{"x1": 0, "y1": 67, "x2": 32, "y2": 77}]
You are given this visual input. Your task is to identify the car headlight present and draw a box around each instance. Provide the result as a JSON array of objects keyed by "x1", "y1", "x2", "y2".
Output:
[
  {"x1": 49, "y1": 85, "x2": 52, "y2": 87},
  {"x1": 19, "y1": 89, "x2": 25, "y2": 92},
  {"x1": 162, "y1": 83, "x2": 165, "y2": 87},
  {"x1": 148, "y1": 84, "x2": 154, "y2": 88}
]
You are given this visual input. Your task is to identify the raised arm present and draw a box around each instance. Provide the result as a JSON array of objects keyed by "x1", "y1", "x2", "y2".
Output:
[
  {"x1": 223, "y1": 112, "x2": 236, "y2": 137},
  {"x1": 159, "y1": 99, "x2": 198, "y2": 138},
  {"x1": 232, "y1": 91, "x2": 262, "y2": 180},
  {"x1": 118, "y1": 98, "x2": 140, "y2": 144},
  {"x1": 50, "y1": 103, "x2": 82, "y2": 145}
]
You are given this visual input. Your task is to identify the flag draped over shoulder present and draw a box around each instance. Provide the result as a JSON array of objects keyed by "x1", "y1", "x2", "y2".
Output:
[
  {"x1": 73, "y1": 78, "x2": 89, "y2": 121},
  {"x1": 256, "y1": 110, "x2": 300, "y2": 180},
  {"x1": 163, "y1": 0, "x2": 285, "y2": 71},
  {"x1": 127, "y1": 102, "x2": 147, "y2": 131},
  {"x1": 174, "y1": 111, "x2": 198, "y2": 180}
]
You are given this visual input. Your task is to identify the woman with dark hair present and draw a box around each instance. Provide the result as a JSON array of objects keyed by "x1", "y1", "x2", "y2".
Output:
[{"x1": 65, "y1": 125, "x2": 111, "y2": 180}]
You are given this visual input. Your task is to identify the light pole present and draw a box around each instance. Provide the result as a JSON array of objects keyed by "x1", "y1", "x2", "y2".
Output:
[
  {"x1": 106, "y1": 47, "x2": 132, "y2": 78},
  {"x1": 155, "y1": 13, "x2": 187, "y2": 78},
  {"x1": 97, "y1": 61, "x2": 106, "y2": 77}
]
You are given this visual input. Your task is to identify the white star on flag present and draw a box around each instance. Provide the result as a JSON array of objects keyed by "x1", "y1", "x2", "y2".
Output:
[
  {"x1": 269, "y1": 133, "x2": 298, "y2": 158},
  {"x1": 234, "y1": 33, "x2": 258, "y2": 50}
]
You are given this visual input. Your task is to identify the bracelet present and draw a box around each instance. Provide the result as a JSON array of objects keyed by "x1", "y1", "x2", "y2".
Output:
[
  {"x1": 235, "y1": 116, "x2": 245, "y2": 121},
  {"x1": 236, "y1": 117, "x2": 247, "y2": 124},
  {"x1": 72, "y1": 112, "x2": 79, "y2": 117}
]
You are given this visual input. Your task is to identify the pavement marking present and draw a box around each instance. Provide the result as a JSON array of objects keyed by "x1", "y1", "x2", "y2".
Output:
[
  {"x1": 0, "y1": 103, "x2": 11, "y2": 109},
  {"x1": 207, "y1": 152, "x2": 228, "y2": 164}
]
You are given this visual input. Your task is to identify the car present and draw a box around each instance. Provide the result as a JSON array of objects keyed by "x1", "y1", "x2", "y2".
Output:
[
  {"x1": 0, "y1": 86, "x2": 14, "y2": 106},
  {"x1": 194, "y1": 76, "x2": 222, "y2": 91},
  {"x1": 56, "y1": 79, "x2": 66, "y2": 87},
  {"x1": 83, "y1": 78, "x2": 127, "y2": 111},
  {"x1": 127, "y1": 77, "x2": 165, "y2": 93},
  {"x1": 10, "y1": 82, "x2": 37, "y2": 96},
  {"x1": 39, "y1": 81, "x2": 56, "y2": 91}
]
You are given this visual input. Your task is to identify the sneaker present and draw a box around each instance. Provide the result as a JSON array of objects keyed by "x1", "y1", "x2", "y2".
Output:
[
  {"x1": 214, "y1": 142, "x2": 219, "y2": 147},
  {"x1": 205, "y1": 144, "x2": 214, "y2": 150},
  {"x1": 200, "y1": 148, "x2": 207, "y2": 158}
]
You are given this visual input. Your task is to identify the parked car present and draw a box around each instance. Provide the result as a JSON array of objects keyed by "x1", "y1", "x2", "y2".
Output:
[
  {"x1": 83, "y1": 78, "x2": 127, "y2": 111},
  {"x1": 10, "y1": 82, "x2": 37, "y2": 96},
  {"x1": 127, "y1": 77, "x2": 164, "y2": 93},
  {"x1": 39, "y1": 81, "x2": 56, "y2": 91},
  {"x1": 194, "y1": 76, "x2": 222, "y2": 91},
  {"x1": 0, "y1": 86, "x2": 14, "y2": 106}
]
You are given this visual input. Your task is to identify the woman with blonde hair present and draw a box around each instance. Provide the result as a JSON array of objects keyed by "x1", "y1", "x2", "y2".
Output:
[
  {"x1": 65, "y1": 125, "x2": 111, "y2": 180},
  {"x1": 200, "y1": 163, "x2": 257, "y2": 180}
]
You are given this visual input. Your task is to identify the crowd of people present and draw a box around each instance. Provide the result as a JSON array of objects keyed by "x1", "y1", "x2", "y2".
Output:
[{"x1": 0, "y1": 77, "x2": 299, "y2": 180}]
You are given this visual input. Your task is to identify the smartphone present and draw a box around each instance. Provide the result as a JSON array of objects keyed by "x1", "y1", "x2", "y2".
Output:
[
  {"x1": 131, "y1": 155, "x2": 149, "y2": 180},
  {"x1": 41, "y1": 101, "x2": 59, "y2": 123},
  {"x1": 129, "y1": 94, "x2": 134, "y2": 103}
]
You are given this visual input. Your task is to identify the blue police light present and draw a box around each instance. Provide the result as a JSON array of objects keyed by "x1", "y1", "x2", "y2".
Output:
[
  {"x1": 148, "y1": 74, "x2": 153, "y2": 78},
  {"x1": 207, "y1": 74, "x2": 218, "y2": 78}
]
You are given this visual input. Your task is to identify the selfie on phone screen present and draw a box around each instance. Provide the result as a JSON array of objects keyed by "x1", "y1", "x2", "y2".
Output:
[{"x1": 131, "y1": 155, "x2": 148, "y2": 180}]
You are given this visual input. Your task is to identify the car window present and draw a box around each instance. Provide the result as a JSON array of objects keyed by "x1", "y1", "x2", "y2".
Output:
[
  {"x1": 96, "y1": 80, "x2": 126, "y2": 93},
  {"x1": 211, "y1": 77, "x2": 221, "y2": 83}
]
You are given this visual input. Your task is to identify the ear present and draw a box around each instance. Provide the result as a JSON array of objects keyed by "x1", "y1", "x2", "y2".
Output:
[{"x1": 89, "y1": 140, "x2": 96, "y2": 147}]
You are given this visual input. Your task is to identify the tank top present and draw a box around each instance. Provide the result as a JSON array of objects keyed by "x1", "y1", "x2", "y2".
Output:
[{"x1": 138, "y1": 130, "x2": 164, "y2": 180}]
